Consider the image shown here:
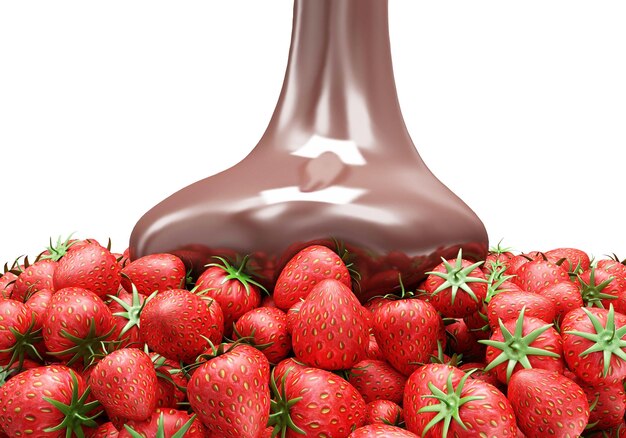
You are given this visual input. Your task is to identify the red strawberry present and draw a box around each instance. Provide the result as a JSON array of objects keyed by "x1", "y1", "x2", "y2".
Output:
[
  {"x1": 195, "y1": 256, "x2": 263, "y2": 336},
  {"x1": 365, "y1": 399, "x2": 403, "y2": 426},
  {"x1": 54, "y1": 242, "x2": 121, "y2": 298},
  {"x1": 561, "y1": 305, "x2": 626, "y2": 384},
  {"x1": 273, "y1": 357, "x2": 307, "y2": 385},
  {"x1": 42, "y1": 287, "x2": 115, "y2": 366},
  {"x1": 514, "y1": 259, "x2": 570, "y2": 293},
  {"x1": 120, "y1": 253, "x2": 186, "y2": 295},
  {"x1": 576, "y1": 379, "x2": 626, "y2": 431},
  {"x1": 291, "y1": 278, "x2": 368, "y2": 370},
  {"x1": 92, "y1": 422, "x2": 120, "y2": 437},
  {"x1": 481, "y1": 309, "x2": 564, "y2": 384},
  {"x1": 285, "y1": 299, "x2": 303, "y2": 333},
  {"x1": 486, "y1": 291, "x2": 556, "y2": 329},
  {"x1": 273, "y1": 244, "x2": 352, "y2": 311},
  {"x1": 536, "y1": 281, "x2": 584, "y2": 319},
  {"x1": 24, "y1": 287, "x2": 53, "y2": 329},
  {"x1": 403, "y1": 364, "x2": 517, "y2": 437},
  {"x1": 108, "y1": 286, "x2": 152, "y2": 348},
  {"x1": 505, "y1": 254, "x2": 534, "y2": 276},
  {"x1": 187, "y1": 343, "x2": 270, "y2": 437},
  {"x1": 445, "y1": 318, "x2": 486, "y2": 362},
  {"x1": 0, "y1": 298, "x2": 43, "y2": 369},
  {"x1": 0, "y1": 365, "x2": 101, "y2": 437},
  {"x1": 347, "y1": 359, "x2": 407, "y2": 404},
  {"x1": 90, "y1": 348, "x2": 157, "y2": 422},
  {"x1": 233, "y1": 306, "x2": 291, "y2": 364},
  {"x1": 458, "y1": 362, "x2": 502, "y2": 390},
  {"x1": 269, "y1": 366, "x2": 366, "y2": 437},
  {"x1": 372, "y1": 298, "x2": 443, "y2": 376},
  {"x1": 507, "y1": 368, "x2": 589, "y2": 437},
  {"x1": 119, "y1": 409, "x2": 205, "y2": 437},
  {"x1": 349, "y1": 424, "x2": 419, "y2": 437},
  {"x1": 578, "y1": 266, "x2": 626, "y2": 311},
  {"x1": 423, "y1": 250, "x2": 488, "y2": 318},
  {"x1": 140, "y1": 288, "x2": 224, "y2": 363},
  {"x1": 11, "y1": 258, "x2": 56, "y2": 302},
  {"x1": 365, "y1": 333, "x2": 385, "y2": 361},
  {"x1": 0, "y1": 270, "x2": 17, "y2": 299},
  {"x1": 150, "y1": 352, "x2": 188, "y2": 409},
  {"x1": 545, "y1": 247, "x2": 590, "y2": 274},
  {"x1": 483, "y1": 241, "x2": 515, "y2": 274}
]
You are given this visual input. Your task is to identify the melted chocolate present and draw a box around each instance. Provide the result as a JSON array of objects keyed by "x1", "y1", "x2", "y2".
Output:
[{"x1": 129, "y1": 0, "x2": 488, "y2": 301}]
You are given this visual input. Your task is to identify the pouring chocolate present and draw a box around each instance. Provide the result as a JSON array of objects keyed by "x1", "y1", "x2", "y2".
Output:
[{"x1": 129, "y1": 0, "x2": 488, "y2": 301}]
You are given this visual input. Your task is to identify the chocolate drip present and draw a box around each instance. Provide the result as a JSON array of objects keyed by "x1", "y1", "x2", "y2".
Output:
[{"x1": 129, "y1": 0, "x2": 488, "y2": 301}]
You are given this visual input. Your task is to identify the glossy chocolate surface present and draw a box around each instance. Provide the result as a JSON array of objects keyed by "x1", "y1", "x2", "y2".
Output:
[{"x1": 130, "y1": 0, "x2": 488, "y2": 301}]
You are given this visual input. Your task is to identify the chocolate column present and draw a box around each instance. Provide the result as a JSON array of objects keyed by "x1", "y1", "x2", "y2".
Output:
[{"x1": 130, "y1": 0, "x2": 488, "y2": 300}]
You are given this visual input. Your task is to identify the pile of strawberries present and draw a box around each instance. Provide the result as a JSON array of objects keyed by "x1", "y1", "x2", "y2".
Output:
[{"x1": 1, "y1": 237, "x2": 626, "y2": 438}]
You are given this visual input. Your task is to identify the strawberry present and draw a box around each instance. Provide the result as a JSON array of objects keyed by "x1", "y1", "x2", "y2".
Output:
[
  {"x1": 507, "y1": 368, "x2": 589, "y2": 437},
  {"x1": 54, "y1": 242, "x2": 121, "y2": 298},
  {"x1": 458, "y1": 362, "x2": 502, "y2": 390},
  {"x1": 150, "y1": 352, "x2": 188, "y2": 409},
  {"x1": 347, "y1": 359, "x2": 407, "y2": 404},
  {"x1": 273, "y1": 357, "x2": 307, "y2": 385},
  {"x1": 578, "y1": 266, "x2": 626, "y2": 311},
  {"x1": 365, "y1": 399, "x2": 403, "y2": 425},
  {"x1": 120, "y1": 253, "x2": 186, "y2": 295},
  {"x1": 483, "y1": 241, "x2": 515, "y2": 274},
  {"x1": 545, "y1": 247, "x2": 590, "y2": 274},
  {"x1": 561, "y1": 305, "x2": 626, "y2": 384},
  {"x1": 233, "y1": 306, "x2": 291, "y2": 364},
  {"x1": 372, "y1": 298, "x2": 443, "y2": 376},
  {"x1": 273, "y1": 244, "x2": 352, "y2": 311},
  {"x1": 24, "y1": 287, "x2": 53, "y2": 329},
  {"x1": 291, "y1": 278, "x2": 368, "y2": 370},
  {"x1": 423, "y1": 249, "x2": 488, "y2": 318},
  {"x1": 0, "y1": 271, "x2": 17, "y2": 299},
  {"x1": 195, "y1": 256, "x2": 263, "y2": 336},
  {"x1": 536, "y1": 281, "x2": 584, "y2": 319},
  {"x1": 42, "y1": 287, "x2": 116, "y2": 367},
  {"x1": 187, "y1": 343, "x2": 270, "y2": 437},
  {"x1": 269, "y1": 366, "x2": 366, "y2": 437},
  {"x1": 486, "y1": 290, "x2": 556, "y2": 329},
  {"x1": 513, "y1": 258, "x2": 570, "y2": 293},
  {"x1": 93, "y1": 422, "x2": 120, "y2": 437},
  {"x1": 576, "y1": 379, "x2": 626, "y2": 431},
  {"x1": 0, "y1": 365, "x2": 101, "y2": 437},
  {"x1": 349, "y1": 424, "x2": 419, "y2": 437},
  {"x1": 90, "y1": 348, "x2": 158, "y2": 422},
  {"x1": 403, "y1": 364, "x2": 517, "y2": 436},
  {"x1": 445, "y1": 318, "x2": 486, "y2": 362},
  {"x1": 285, "y1": 299, "x2": 303, "y2": 333},
  {"x1": 0, "y1": 298, "x2": 43, "y2": 369},
  {"x1": 140, "y1": 288, "x2": 223, "y2": 363},
  {"x1": 119, "y1": 409, "x2": 205, "y2": 437},
  {"x1": 108, "y1": 285, "x2": 153, "y2": 348},
  {"x1": 505, "y1": 253, "x2": 535, "y2": 276},
  {"x1": 11, "y1": 258, "x2": 57, "y2": 302},
  {"x1": 481, "y1": 309, "x2": 564, "y2": 384}
]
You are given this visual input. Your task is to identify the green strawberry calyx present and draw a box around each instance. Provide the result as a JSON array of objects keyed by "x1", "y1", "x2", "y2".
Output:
[
  {"x1": 426, "y1": 249, "x2": 488, "y2": 305},
  {"x1": 108, "y1": 283, "x2": 157, "y2": 339},
  {"x1": 268, "y1": 368, "x2": 305, "y2": 438},
  {"x1": 206, "y1": 255, "x2": 268, "y2": 296},
  {"x1": 479, "y1": 307, "x2": 560, "y2": 383},
  {"x1": 40, "y1": 233, "x2": 78, "y2": 262},
  {"x1": 46, "y1": 318, "x2": 117, "y2": 368},
  {"x1": 578, "y1": 266, "x2": 616, "y2": 308},
  {"x1": 418, "y1": 370, "x2": 484, "y2": 437},
  {"x1": 565, "y1": 304, "x2": 626, "y2": 378},
  {"x1": 123, "y1": 412, "x2": 197, "y2": 438},
  {"x1": 0, "y1": 312, "x2": 44, "y2": 372},
  {"x1": 42, "y1": 370, "x2": 102, "y2": 437}
]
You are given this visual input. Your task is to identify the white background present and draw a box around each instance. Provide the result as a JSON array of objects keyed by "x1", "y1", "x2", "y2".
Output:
[{"x1": 1, "y1": 1, "x2": 625, "y2": 262}]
